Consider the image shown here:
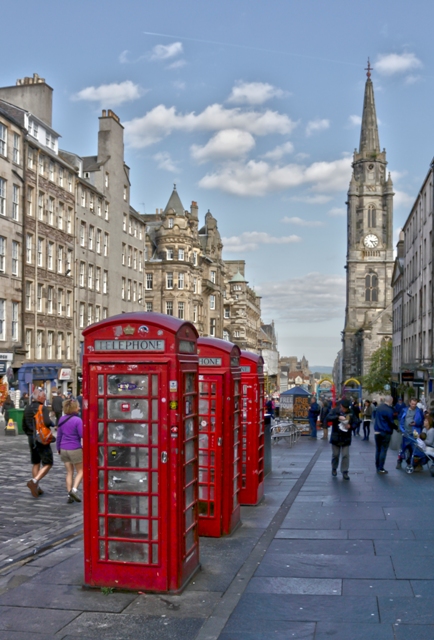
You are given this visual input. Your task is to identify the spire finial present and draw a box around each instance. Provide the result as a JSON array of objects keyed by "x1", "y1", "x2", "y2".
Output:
[
  {"x1": 173, "y1": 183, "x2": 177, "y2": 190},
  {"x1": 365, "y1": 58, "x2": 372, "y2": 79}
]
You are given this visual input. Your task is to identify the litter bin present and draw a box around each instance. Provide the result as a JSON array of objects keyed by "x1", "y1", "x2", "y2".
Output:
[{"x1": 8, "y1": 408, "x2": 25, "y2": 434}]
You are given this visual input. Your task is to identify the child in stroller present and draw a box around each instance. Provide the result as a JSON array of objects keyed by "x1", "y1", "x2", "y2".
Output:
[{"x1": 400, "y1": 413, "x2": 434, "y2": 475}]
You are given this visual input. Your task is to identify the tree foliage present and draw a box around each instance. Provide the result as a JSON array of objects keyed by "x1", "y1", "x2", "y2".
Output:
[{"x1": 362, "y1": 340, "x2": 392, "y2": 394}]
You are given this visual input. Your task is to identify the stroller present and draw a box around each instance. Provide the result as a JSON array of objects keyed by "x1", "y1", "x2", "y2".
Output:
[{"x1": 399, "y1": 426, "x2": 434, "y2": 475}]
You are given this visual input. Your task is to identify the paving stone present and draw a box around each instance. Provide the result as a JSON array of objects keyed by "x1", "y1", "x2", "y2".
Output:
[
  {"x1": 348, "y1": 529, "x2": 415, "y2": 540},
  {"x1": 392, "y1": 555, "x2": 434, "y2": 579},
  {"x1": 268, "y1": 538, "x2": 374, "y2": 555},
  {"x1": 276, "y1": 529, "x2": 348, "y2": 539},
  {"x1": 288, "y1": 505, "x2": 386, "y2": 519},
  {"x1": 393, "y1": 624, "x2": 434, "y2": 639},
  {"x1": 374, "y1": 539, "x2": 434, "y2": 555},
  {"x1": 314, "y1": 622, "x2": 395, "y2": 639},
  {"x1": 220, "y1": 621, "x2": 315, "y2": 639},
  {"x1": 280, "y1": 518, "x2": 342, "y2": 529},
  {"x1": 411, "y1": 580, "x2": 434, "y2": 596},
  {"x1": 378, "y1": 596, "x2": 434, "y2": 624},
  {"x1": 123, "y1": 590, "x2": 222, "y2": 618},
  {"x1": 0, "y1": 582, "x2": 137, "y2": 612},
  {"x1": 340, "y1": 519, "x2": 398, "y2": 530},
  {"x1": 342, "y1": 579, "x2": 413, "y2": 596},
  {"x1": 228, "y1": 593, "x2": 379, "y2": 622},
  {"x1": 246, "y1": 577, "x2": 341, "y2": 595},
  {"x1": 0, "y1": 605, "x2": 79, "y2": 634},
  {"x1": 255, "y1": 553, "x2": 395, "y2": 579},
  {"x1": 412, "y1": 529, "x2": 434, "y2": 539},
  {"x1": 58, "y1": 612, "x2": 203, "y2": 639}
]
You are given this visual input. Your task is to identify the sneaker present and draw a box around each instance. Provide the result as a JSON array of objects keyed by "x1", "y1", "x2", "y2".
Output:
[
  {"x1": 332, "y1": 469, "x2": 337, "y2": 477},
  {"x1": 378, "y1": 469, "x2": 388, "y2": 474},
  {"x1": 396, "y1": 461, "x2": 402, "y2": 469},
  {"x1": 68, "y1": 489, "x2": 81, "y2": 503},
  {"x1": 343, "y1": 473, "x2": 350, "y2": 480},
  {"x1": 67, "y1": 496, "x2": 74, "y2": 504},
  {"x1": 26, "y1": 479, "x2": 39, "y2": 498}
]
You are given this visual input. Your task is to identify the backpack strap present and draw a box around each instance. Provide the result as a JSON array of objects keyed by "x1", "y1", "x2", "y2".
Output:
[{"x1": 57, "y1": 415, "x2": 74, "y2": 428}]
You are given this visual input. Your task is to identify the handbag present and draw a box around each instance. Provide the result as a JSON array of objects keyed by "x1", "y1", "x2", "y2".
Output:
[{"x1": 389, "y1": 429, "x2": 402, "y2": 451}]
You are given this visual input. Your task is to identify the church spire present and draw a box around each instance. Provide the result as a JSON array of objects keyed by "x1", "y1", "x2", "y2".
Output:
[{"x1": 359, "y1": 59, "x2": 380, "y2": 154}]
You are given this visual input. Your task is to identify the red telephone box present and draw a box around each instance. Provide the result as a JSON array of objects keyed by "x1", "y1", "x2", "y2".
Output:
[
  {"x1": 196, "y1": 337, "x2": 241, "y2": 537},
  {"x1": 239, "y1": 351, "x2": 265, "y2": 506},
  {"x1": 81, "y1": 312, "x2": 200, "y2": 593}
]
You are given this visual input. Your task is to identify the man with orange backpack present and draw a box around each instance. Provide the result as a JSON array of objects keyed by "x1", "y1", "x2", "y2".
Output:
[{"x1": 23, "y1": 389, "x2": 55, "y2": 497}]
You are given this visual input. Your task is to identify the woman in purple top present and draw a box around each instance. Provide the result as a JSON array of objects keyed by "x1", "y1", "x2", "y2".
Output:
[{"x1": 57, "y1": 398, "x2": 83, "y2": 504}]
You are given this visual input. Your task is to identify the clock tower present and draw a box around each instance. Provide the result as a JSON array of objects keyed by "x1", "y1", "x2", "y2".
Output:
[{"x1": 341, "y1": 62, "x2": 394, "y2": 382}]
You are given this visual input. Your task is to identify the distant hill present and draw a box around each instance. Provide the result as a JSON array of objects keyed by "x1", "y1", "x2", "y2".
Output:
[{"x1": 311, "y1": 366, "x2": 333, "y2": 374}]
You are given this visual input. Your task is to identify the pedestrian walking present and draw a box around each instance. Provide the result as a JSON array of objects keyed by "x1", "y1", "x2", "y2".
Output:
[
  {"x1": 57, "y1": 398, "x2": 83, "y2": 503},
  {"x1": 329, "y1": 398, "x2": 355, "y2": 479},
  {"x1": 1, "y1": 394, "x2": 15, "y2": 423},
  {"x1": 394, "y1": 398, "x2": 406, "y2": 421},
  {"x1": 396, "y1": 397, "x2": 424, "y2": 469},
  {"x1": 19, "y1": 392, "x2": 30, "y2": 409},
  {"x1": 362, "y1": 400, "x2": 373, "y2": 440},
  {"x1": 308, "y1": 397, "x2": 320, "y2": 440},
  {"x1": 352, "y1": 399, "x2": 362, "y2": 436},
  {"x1": 51, "y1": 389, "x2": 64, "y2": 424},
  {"x1": 373, "y1": 396, "x2": 396, "y2": 474},
  {"x1": 320, "y1": 399, "x2": 331, "y2": 440},
  {"x1": 23, "y1": 389, "x2": 55, "y2": 497}
]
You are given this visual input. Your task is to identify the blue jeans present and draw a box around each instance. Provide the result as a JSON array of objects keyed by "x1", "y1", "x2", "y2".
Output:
[
  {"x1": 309, "y1": 416, "x2": 317, "y2": 438},
  {"x1": 375, "y1": 432, "x2": 391, "y2": 471}
]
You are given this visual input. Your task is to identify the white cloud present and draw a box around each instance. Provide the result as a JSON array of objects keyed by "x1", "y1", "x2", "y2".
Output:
[
  {"x1": 222, "y1": 231, "x2": 301, "y2": 253},
  {"x1": 191, "y1": 129, "x2": 255, "y2": 163},
  {"x1": 394, "y1": 189, "x2": 414, "y2": 208},
  {"x1": 125, "y1": 104, "x2": 296, "y2": 148},
  {"x1": 328, "y1": 207, "x2": 346, "y2": 217},
  {"x1": 173, "y1": 80, "x2": 186, "y2": 91},
  {"x1": 405, "y1": 74, "x2": 422, "y2": 85},
  {"x1": 72, "y1": 81, "x2": 143, "y2": 107},
  {"x1": 282, "y1": 216, "x2": 325, "y2": 227},
  {"x1": 167, "y1": 59, "x2": 187, "y2": 70},
  {"x1": 151, "y1": 42, "x2": 183, "y2": 61},
  {"x1": 291, "y1": 194, "x2": 332, "y2": 204},
  {"x1": 263, "y1": 141, "x2": 294, "y2": 161},
  {"x1": 375, "y1": 52, "x2": 422, "y2": 76},
  {"x1": 306, "y1": 118, "x2": 330, "y2": 137},
  {"x1": 227, "y1": 81, "x2": 285, "y2": 105},
  {"x1": 119, "y1": 50, "x2": 130, "y2": 64},
  {"x1": 200, "y1": 156, "x2": 352, "y2": 197},
  {"x1": 153, "y1": 152, "x2": 179, "y2": 173},
  {"x1": 348, "y1": 115, "x2": 362, "y2": 127},
  {"x1": 257, "y1": 272, "x2": 346, "y2": 323}
]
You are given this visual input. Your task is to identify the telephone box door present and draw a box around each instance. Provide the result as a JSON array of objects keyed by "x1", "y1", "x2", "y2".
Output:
[
  {"x1": 197, "y1": 375, "x2": 223, "y2": 536},
  {"x1": 87, "y1": 364, "x2": 169, "y2": 591}
]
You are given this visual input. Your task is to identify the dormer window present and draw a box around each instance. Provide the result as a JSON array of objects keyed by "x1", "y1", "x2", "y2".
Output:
[{"x1": 168, "y1": 218, "x2": 174, "y2": 229}]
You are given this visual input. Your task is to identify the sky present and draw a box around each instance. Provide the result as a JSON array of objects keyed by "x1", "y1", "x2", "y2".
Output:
[{"x1": 2, "y1": 0, "x2": 434, "y2": 366}]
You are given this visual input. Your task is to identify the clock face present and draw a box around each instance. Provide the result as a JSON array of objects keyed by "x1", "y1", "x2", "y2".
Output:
[{"x1": 364, "y1": 234, "x2": 379, "y2": 249}]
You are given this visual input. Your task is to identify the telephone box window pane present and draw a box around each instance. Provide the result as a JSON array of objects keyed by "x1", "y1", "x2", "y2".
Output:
[
  {"x1": 108, "y1": 447, "x2": 149, "y2": 469},
  {"x1": 185, "y1": 418, "x2": 194, "y2": 438},
  {"x1": 151, "y1": 520, "x2": 158, "y2": 540},
  {"x1": 199, "y1": 451, "x2": 208, "y2": 467},
  {"x1": 152, "y1": 496, "x2": 158, "y2": 516},
  {"x1": 108, "y1": 422, "x2": 149, "y2": 445},
  {"x1": 108, "y1": 494, "x2": 149, "y2": 516},
  {"x1": 199, "y1": 398, "x2": 209, "y2": 414},
  {"x1": 108, "y1": 517, "x2": 149, "y2": 540},
  {"x1": 98, "y1": 399, "x2": 104, "y2": 418},
  {"x1": 185, "y1": 484, "x2": 194, "y2": 507},
  {"x1": 234, "y1": 413, "x2": 239, "y2": 428},
  {"x1": 185, "y1": 528, "x2": 195, "y2": 552},
  {"x1": 98, "y1": 447, "x2": 105, "y2": 466},
  {"x1": 107, "y1": 399, "x2": 148, "y2": 420},
  {"x1": 151, "y1": 448, "x2": 158, "y2": 469},
  {"x1": 152, "y1": 399, "x2": 158, "y2": 420},
  {"x1": 199, "y1": 468, "x2": 208, "y2": 482},
  {"x1": 185, "y1": 506, "x2": 194, "y2": 528},
  {"x1": 152, "y1": 545, "x2": 158, "y2": 564},
  {"x1": 185, "y1": 440, "x2": 195, "y2": 462},
  {"x1": 151, "y1": 423, "x2": 158, "y2": 444},
  {"x1": 108, "y1": 541, "x2": 149, "y2": 563},
  {"x1": 99, "y1": 494, "x2": 105, "y2": 513},
  {"x1": 108, "y1": 470, "x2": 148, "y2": 492},
  {"x1": 99, "y1": 540, "x2": 106, "y2": 560},
  {"x1": 98, "y1": 422, "x2": 104, "y2": 442},
  {"x1": 210, "y1": 399, "x2": 216, "y2": 414},
  {"x1": 152, "y1": 472, "x2": 158, "y2": 493},
  {"x1": 185, "y1": 463, "x2": 194, "y2": 485},
  {"x1": 99, "y1": 517, "x2": 105, "y2": 536},
  {"x1": 98, "y1": 374, "x2": 104, "y2": 394},
  {"x1": 99, "y1": 470, "x2": 105, "y2": 489},
  {"x1": 107, "y1": 375, "x2": 148, "y2": 396},
  {"x1": 210, "y1": 417, "x2": 216, "y2": 432},
  {"x1": 185, "y1": 373, "x2": 194, "y2": 393},
  {"x1": 185, "y1": 399, "x2": 192, "y2": 415},
  {"x1": 211, "y1": 383, "x2": 216, "y2": 395},
  {"x1": 151, "y1": 374, "x2": 158, "y2": 396},
  {"x1": 199, "y1": 433, "x2": 208, "y2": 449}
]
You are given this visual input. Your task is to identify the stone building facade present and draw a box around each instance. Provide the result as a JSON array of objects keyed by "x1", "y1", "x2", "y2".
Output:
[
  {"x1": 341, "y1": 68, "x2": 394, "y2": 383},
  {"x1": 223, "y1": 260, "x2": 261, "y2": 351}
]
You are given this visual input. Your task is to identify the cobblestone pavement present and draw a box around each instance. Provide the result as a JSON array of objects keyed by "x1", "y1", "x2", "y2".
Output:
[
  {"x1": 0, "y1": 433, "x2": 83, "y2": 569},
  {"x1": 0, "y1": 433, "x2": 434, "y2": 639}
]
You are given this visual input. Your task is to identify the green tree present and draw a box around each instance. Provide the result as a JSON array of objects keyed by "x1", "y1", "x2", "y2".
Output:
[{"x1": 362, "y1": 340, "x2": 392, "y2": 394}]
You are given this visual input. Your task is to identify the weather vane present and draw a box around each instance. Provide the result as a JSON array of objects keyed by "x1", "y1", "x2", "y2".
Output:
[{"x1": 365, "y1": 58, "x2": 372, "y2": 79}]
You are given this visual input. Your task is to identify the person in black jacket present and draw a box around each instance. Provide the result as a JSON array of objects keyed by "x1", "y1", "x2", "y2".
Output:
[
  {"x1": 51, "y1": 390, "x2": 64, "y2": 424},
  {"x1": 23, "y1": 389, "x2": 54, "y2": 498},
  {"x1": 329, "y1": 398, "x2": 355, "y2": 480},
  {"x1": 373, "y1": 396, "x2": 396, "y2": 474},
  {"x1": 1, "y1": 394, "x2": 15, "y2": 423}
]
